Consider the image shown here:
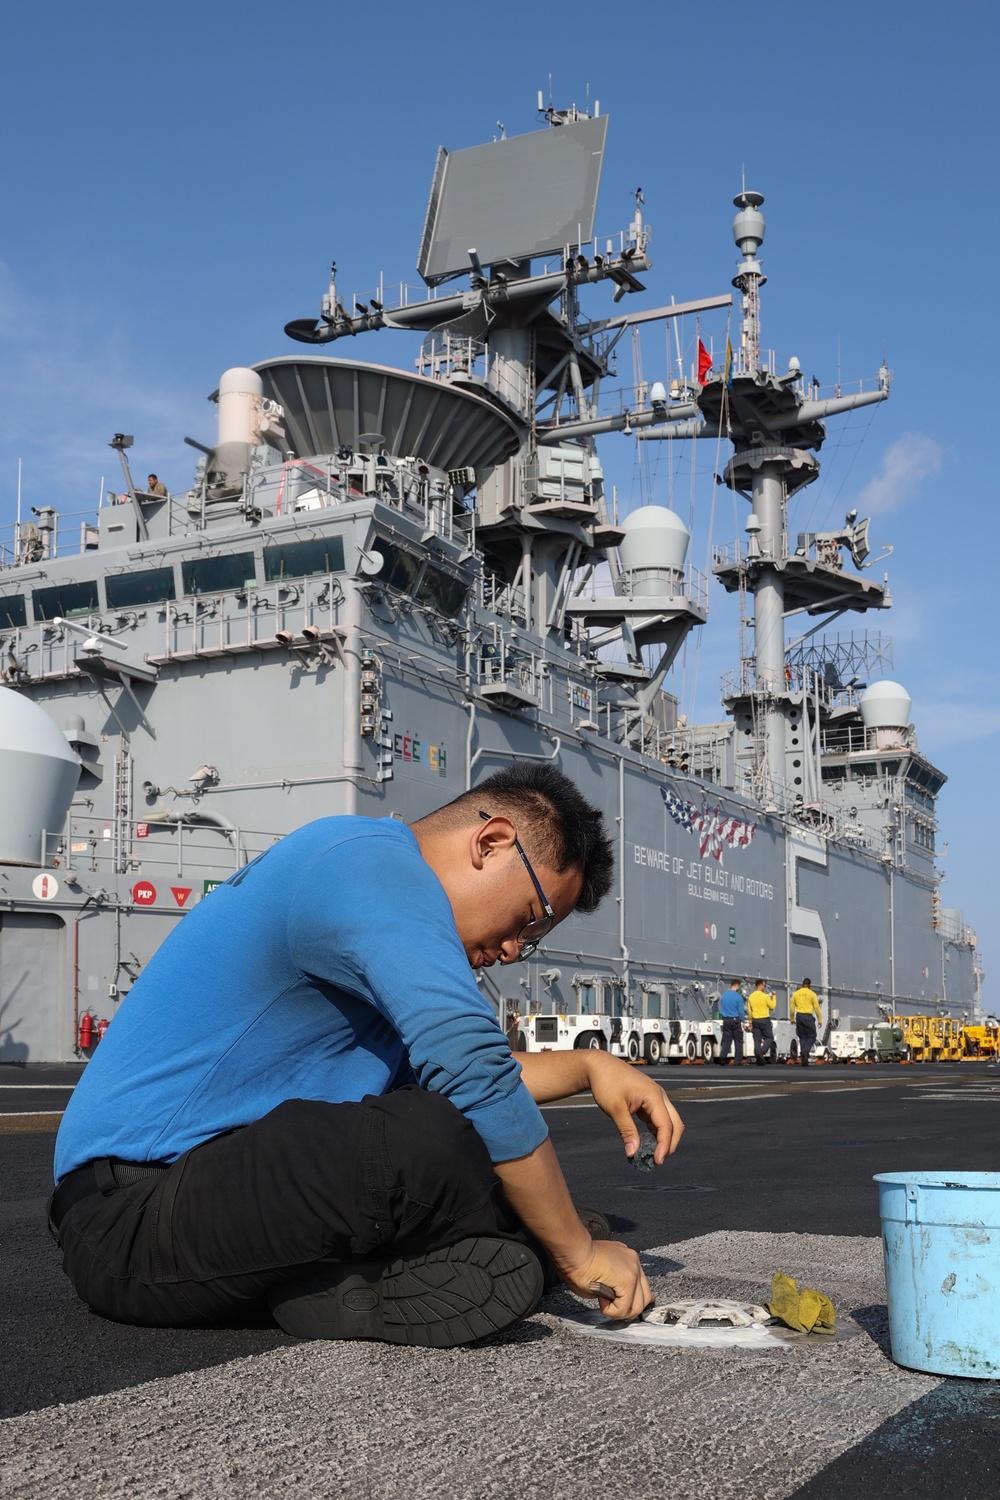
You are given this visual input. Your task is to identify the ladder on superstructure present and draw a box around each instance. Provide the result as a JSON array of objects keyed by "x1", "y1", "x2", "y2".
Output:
[
  {"x1": 735, "y1": 560, "x2": 770, "y2": 799},
  {"x1": 111, "y1": 740, "x2": 133, "y2": 875}
]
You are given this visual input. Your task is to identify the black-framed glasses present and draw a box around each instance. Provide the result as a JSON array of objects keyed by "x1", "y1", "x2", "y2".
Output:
[{"x1": 479, "y1": 810, "x2": 556, "y2": 960}]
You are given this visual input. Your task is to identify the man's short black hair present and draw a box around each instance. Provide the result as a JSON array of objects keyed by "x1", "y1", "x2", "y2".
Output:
[
  {"x1": 730, "y1": 979, "x2": 741, "y2": 987},
  {"x1": 755, "y1": 978, "x2": 763, "y2": 987},
  {"x1": 427, "y1": 762, "x2": 614, "y2": 912},
  {"x1": 803, "y1": 977, "x2": 812, "y2": 986}
]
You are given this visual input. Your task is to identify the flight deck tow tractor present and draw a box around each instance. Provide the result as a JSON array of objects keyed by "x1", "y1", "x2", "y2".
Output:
[
  {"x1": 505, "y1": 1010, "x2": 813, "y2": 1065},
  {"x1": 506, "y1": 1007, "x2": 647, "y2": 1062}
]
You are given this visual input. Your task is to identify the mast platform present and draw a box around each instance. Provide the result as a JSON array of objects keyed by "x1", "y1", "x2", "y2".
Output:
[{"x1": 713, "y1": 548, "x2": 889, "y2": 615}]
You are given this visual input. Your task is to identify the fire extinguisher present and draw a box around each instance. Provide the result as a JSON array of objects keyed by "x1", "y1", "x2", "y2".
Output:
[
  {"x1": 96, "y1": 1019, "x2": 110, "y2": 1043},
  {"x1": 79, "y1": 1013, "x2": 93, "y2": 1050}
]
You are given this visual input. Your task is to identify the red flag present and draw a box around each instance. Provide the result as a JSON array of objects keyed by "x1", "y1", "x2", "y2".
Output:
[{"x1": 697, "y1": 339, "x2": 713, "y2": 384}]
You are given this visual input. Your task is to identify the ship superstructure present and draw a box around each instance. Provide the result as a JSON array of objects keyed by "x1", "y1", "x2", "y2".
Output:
[{"x1": 0, "y1": 103, "x2": 982, "y2": 1063}]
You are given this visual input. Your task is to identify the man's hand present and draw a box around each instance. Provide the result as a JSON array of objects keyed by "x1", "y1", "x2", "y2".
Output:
[
  {"x1": 558, "y1": 1238, "x2": 653, "y2": 1320},
  {"x1": 583, "y1": 1051, "x2": 684, "y2": 1165},
  {"x1": 496, "y1": 1055, "x2": 682, "y2": 1321},
  {"x1": 494, "y1": 1139, "x2": 653, "y2": 1321},
  {"x1": 515, "y1": 1051, "x2": 684, "y2": 1166}
]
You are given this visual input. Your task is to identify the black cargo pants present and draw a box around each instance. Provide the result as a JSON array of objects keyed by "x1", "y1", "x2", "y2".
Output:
[
  {"x1": 796, "y1": 1014, "x2": 818, "y2": 1065},
  {"x1": 752, "y1": 1018, "x2": 777, "y2": 1063},
  {"x1": 50, "y1": 1087, "x2": 524, "y2": 1328},
  {"x1": 718, "y1": 1016, "x2": 745, "y2": 1063}
]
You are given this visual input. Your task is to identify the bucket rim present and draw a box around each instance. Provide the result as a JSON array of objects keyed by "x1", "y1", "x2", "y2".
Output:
[{"x1": 874, "y1": 1171, "x2": 1000, "y2": 1189}]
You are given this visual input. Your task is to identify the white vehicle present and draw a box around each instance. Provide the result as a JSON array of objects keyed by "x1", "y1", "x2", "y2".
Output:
[
  {"x1": 509, "y1": 1010, "x2": 644, "y2": 1060},
  {"x1": 827, "y1": 1028, "x2": 871, "y2": 1063},
  {"x1": 826, "y1": 1022, "x2": 905, "y2": 1064},
  {"x1": 644, "y1": 1017, "x2": 718, "y2": 1065}
]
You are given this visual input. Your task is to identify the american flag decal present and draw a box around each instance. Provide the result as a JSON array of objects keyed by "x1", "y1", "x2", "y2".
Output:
[{"x1": 660, "y1": 786, "x2": 757, "y2": 862}]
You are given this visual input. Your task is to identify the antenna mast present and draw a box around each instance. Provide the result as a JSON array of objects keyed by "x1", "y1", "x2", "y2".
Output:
[
  {"x1": 732, "y1": 190, "x2": 766, "y2": 376},
  {"x1": 709, "y1": 190, "x2": 891, "y2": 806}
]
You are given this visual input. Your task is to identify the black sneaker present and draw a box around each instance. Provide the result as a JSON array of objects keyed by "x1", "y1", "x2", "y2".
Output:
[{"x1": 267, "y1": 1237, "x2": 544, "y2": 1349}]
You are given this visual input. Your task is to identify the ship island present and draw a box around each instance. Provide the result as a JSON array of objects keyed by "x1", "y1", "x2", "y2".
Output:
[{"x1": 0, "y1": 97, "x2": 984, "y2": 1069}]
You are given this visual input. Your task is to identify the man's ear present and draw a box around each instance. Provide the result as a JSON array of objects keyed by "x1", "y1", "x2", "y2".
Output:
[{"x1": 469, "y1": 814, "x2": 517, "y2": 871}]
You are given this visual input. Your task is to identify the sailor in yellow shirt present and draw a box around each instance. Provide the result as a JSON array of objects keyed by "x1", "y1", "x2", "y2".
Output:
[
  {"x1": 790, "y1": 980, "x2": 822, "y2": 1067},
  {"x1": 747, "y1": 981, "x2": 777, "y2": 1066}
]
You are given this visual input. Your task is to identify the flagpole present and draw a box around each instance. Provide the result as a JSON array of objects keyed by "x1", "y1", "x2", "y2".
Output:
[
  {"x1": 15, "y1": 458, "x2": 21, "y2": 562},
  {"x1": 671, "y1": 297, "x2": 683, "y2": 388}
]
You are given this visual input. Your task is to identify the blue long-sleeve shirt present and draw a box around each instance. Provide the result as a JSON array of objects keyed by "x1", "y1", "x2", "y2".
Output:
[
  {"x1": 55, "y1": 817, "x2": 547, "y2": 1179},
  {"x1": 719, "y1": 989, "x2": 747, "y2": 1020}
]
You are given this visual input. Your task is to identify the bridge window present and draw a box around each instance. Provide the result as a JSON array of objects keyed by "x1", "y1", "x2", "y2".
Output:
[
  {"x1": 0, "y1": 594, "x2": 27, "y2": 629},
  {"x1": 417, "y1": 567, "x2": 467, "y2": 617},
  {"x1": 32, "y1": 580, "x2": 100, "y2": 620},
  {"x1": 372, "y1": 542, "x2": 422, "y2": 595},
  {"x1": 906, "y1": 763, "x2": 945, "y2": 796},
  {"x1": 263, "y1": 536, "x2": 345, "y2": 582},
  {"x1": 182, "y1": 553, "x2": 257, "y2": 596},
  {"x1": 105, "y1": 567, "x2": 177, "y2": 609}
]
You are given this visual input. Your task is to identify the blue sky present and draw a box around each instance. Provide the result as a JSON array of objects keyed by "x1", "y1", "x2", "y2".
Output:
[{"x1": 1, "y1": 2, "x2": 996, "y2": 996}]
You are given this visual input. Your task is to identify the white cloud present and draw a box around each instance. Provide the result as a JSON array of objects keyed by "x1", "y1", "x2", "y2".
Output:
[{"x1": 851, "y1": 433, "x2": 944, "y2": 515}]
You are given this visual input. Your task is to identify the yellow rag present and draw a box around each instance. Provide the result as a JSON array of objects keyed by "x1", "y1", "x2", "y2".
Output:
[{"x1": 767, "y1": 1273, "x2": 836, "y2": 1334}]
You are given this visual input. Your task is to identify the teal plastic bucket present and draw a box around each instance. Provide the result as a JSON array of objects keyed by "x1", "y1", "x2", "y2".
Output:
[{"x1": 875, "y1": 1171, "x2": 1000, "y2": 1377}]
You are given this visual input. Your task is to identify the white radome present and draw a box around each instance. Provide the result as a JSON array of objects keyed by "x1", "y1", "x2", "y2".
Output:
[
  {"x1": 859, "y1": 679, "x2": 912, "y2": 730},
  {"x1": 0, "y1": 687, "x2": 81, "y2": 865},
  {"x1": 618, "y1": 505, "x2": 691, "y2": 596}
]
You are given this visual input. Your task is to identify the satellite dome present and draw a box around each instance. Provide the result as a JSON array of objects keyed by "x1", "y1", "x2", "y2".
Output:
[
  {"x1": 859, "y1": 680, "x2": 912, "y2": 730},
  {"x1": 618, "y1": 506, "x2": 690, "y2": 596},
  {"x1": 0, "y1": 687, "x2": 80, "y2": 865}
]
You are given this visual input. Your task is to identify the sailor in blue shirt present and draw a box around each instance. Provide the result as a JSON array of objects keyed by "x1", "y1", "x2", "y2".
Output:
[
  {"x1": 715, "y1": 979, "x2": 748, "y2": 1066},
  {"x1": 51, "y1": 764, "x2": 684, "y2": 1347}
]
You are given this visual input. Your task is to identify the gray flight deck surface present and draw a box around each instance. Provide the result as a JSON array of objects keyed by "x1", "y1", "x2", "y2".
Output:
[{"x1": 2, "y1": 1063, "x2": 999, "y2": 1498}]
